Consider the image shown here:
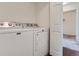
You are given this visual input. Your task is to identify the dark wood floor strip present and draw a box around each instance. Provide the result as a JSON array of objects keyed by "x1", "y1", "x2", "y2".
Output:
[
  {"x1": 63, "y1": 34, "x2": 76, "y2": 40},
  {"x1": 63, "y1": 47, "x2": 79, "y2": 56}
]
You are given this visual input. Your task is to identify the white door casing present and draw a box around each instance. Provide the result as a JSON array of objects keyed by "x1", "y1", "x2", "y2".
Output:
[{"x1": 50, "y1": 3, "x2": 63, "y2": 56}]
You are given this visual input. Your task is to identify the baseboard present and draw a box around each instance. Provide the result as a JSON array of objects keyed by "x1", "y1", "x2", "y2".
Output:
[{"x1": 63, "y1": 34, "x2": 76, "y2": 39}]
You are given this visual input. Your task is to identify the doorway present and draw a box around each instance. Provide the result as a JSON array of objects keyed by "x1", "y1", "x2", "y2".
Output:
[
  {"x1": 63, "y1": 10, "x2": 76, "y2": 40},
  {"x1": 63, "y1": 3, "x2": 79, "y2": 56}
]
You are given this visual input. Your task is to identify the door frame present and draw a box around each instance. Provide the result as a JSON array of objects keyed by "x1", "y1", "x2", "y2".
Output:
[{"x1": 50, "y1": 2, "x2": 63, "y2": 56}]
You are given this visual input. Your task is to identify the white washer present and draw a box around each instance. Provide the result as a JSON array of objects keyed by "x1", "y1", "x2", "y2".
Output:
[
  {"x1": 0, "y1": 28, "x2": 34, "y2": 56},
  {"x1": 33, "y1": 28, "x2": 48, "y2": 56}
]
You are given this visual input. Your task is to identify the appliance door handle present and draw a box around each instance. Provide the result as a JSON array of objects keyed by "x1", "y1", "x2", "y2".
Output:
[{"x1": 16, "y1": 32, "x2": 21, "y2": 35}]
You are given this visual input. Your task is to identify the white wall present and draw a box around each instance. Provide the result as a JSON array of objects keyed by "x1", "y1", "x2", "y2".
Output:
[
  {"x1": 0, "y1": 2, "x2": 50, "y2": 29},
  {"x1": 0, "y1": 2, "x2": 50, "y2": 28},
  {"x1": 63, "y1": 10, "x2": 76, "y2": 35},
  {"x1": 36, "y1": 2, "x2": 50, "y2": 29},
  {"x1": 0, "y1": 2, "x2": 36, "y2": 23}
]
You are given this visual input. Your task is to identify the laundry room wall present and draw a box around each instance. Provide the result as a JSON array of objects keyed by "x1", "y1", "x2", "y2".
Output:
[
  {"x1": 35, "y1": 2, "x2": 50, "y2": 29},
  {"x1": 0, "y1": 2, "x2": 50, "y2": 28},
  {"x1": 0, "y1": 2, "x2": 36, "y2": 23}
]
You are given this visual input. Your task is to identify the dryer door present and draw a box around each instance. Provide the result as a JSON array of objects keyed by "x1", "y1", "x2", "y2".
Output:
[{"x1": 34, "y1": 30, "x2": 48, "y2": 56}]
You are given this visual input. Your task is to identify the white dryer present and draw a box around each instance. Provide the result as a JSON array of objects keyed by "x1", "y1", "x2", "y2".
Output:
[{"x1": 33, "y1": 28, "x2": 48, "y2": 56}]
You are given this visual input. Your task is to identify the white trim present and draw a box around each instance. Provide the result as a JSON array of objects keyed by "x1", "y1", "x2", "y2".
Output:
[{"x1": 63, "y1": 2, "x2": 70, "y2": 5}]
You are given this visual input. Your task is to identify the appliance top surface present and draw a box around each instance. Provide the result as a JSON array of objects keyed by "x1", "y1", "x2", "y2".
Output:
[{"x1": 0, "y1": 27, "x2": 36, "y2": 33}]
